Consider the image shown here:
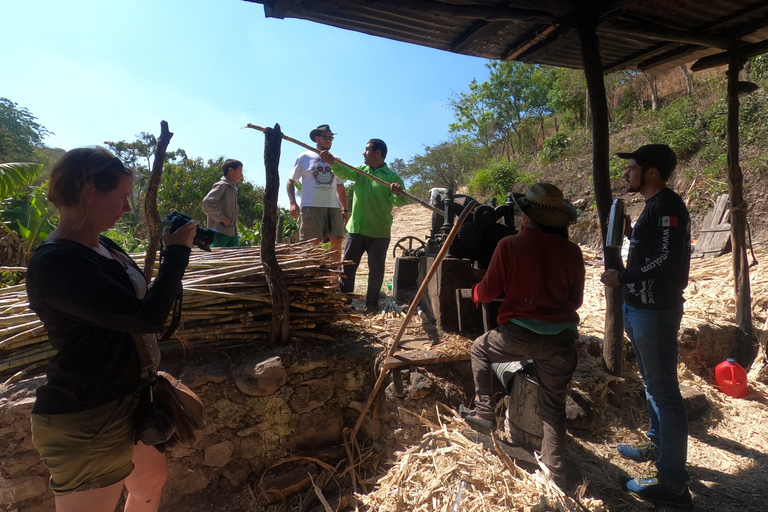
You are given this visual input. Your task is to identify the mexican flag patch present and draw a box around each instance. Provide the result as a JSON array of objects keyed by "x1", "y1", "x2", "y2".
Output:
[{"x1": 660, "y1": 216, "x2": 678, "y2": 227}]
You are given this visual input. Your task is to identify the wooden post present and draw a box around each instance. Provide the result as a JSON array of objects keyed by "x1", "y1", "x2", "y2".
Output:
[
  {"x1": 276, "y1": 212, "x2": 284, "y2": 244},
  {"x1": 578, "y1": 18, "x2": 624, "y2": 405},
  {"x1": 143, "y1": 121, "x2": 174, "y2": 281},
  {"x1": 261, "y1": 124, "x2": 291, "y2": 346},
  {"x1": 726, "y1": 54, "x2": 758, "y2": 368}
]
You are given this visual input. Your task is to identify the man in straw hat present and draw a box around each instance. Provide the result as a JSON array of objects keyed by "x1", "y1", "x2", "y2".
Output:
[
  {"x1": 287, "y1": 124, "x2": 349, "y2": 257},
  {"x1": 463, "y1": 182, "x2": 585, "y2": 490},
  {"x1": 601, "y1": 144, "x2": 693, "y2": 508}
]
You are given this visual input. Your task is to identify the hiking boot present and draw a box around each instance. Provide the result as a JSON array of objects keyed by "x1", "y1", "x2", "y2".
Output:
[
  {"x1": 458, "y1": 405, "x2": 496, "y2": 433},
  {"x1": 622, "y1": 472, "x2": 693, "y2": 509},
  {"x1": 617, "y1": 440, "x2": 659, "y2": 462}
]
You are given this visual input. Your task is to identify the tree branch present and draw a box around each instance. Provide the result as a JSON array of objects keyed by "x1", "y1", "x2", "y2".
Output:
[{"x1": 143, "y1": 121, "x2": 173, "y2": 281}]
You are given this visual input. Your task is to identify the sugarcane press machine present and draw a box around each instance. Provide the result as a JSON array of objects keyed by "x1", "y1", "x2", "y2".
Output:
[{"x1": 392, "y1": 189, "x2": 518, "y2": 333}]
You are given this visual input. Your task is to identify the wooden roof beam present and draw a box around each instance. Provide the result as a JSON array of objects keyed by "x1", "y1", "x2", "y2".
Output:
[
  {"x1": 633, "y1": 2, "x2": 768, "y2": 70},
  {"x1": 602, "y1": 20, "x2": 733, "y2": 50},
  {"x1": 450, "y1": 20, "x2": 493, "y2": 53},
  {"x1": 692, "y1": 38, "x2": 768, "y2": 71},
  {"x1": 504, "y1": 25, "x2": 560, "y2": 61},
  {"x1": 503, "y1": 1, "x2": 631, "y2": 63},
  {"x1": 636, "y1": 44, "x2": 701, "y2": 71},
  {"x1": 369, "y1": 0, "x2": 557, "y2": 24},
  {"x1": 249, "y1": 0, "x2": 287, "y2": 19}
]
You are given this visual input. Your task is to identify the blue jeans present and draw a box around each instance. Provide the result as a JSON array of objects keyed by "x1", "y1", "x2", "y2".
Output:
[{"x1": 623, "y1": 303, "x2": 688, "y2": 491}]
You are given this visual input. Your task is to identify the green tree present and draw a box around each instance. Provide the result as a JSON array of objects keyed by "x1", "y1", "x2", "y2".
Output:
[
  {"x1": 1, "y1": 181, "x2": 57, "y2": 266},
  {"x1": 449, "y1": 62, "x2": 556, "y2": 159},
  {"x1": 469, "y1": 158, "x2": 526, "y2": 199},
  {"x1": 0, "y1": 100, "x2": 53, "y2": 267},
  {"x1": 548, "y1": 68, "x2": 587, "y2": 128},
  {"x1": 399, "y1": 137, "x2": 481, "y2": 197},
  {"x1": 449, "y1": 78, "x2": 498, "y2": 156},
  {"x1": 104, "y1": 134, "x2": 157, "y2": 229},
  {"x1": 0, "y1": 98, "x2": 52, "y2": 164},
  {"x1": 750, "y1": 53, "x2": 768, "y2": 84},
  {"x1": 158, "y1": 156, "x2": 265, "y2": 230},
  {"x1": 0, "y1": 162, "x2": 44, "y2": 199}
]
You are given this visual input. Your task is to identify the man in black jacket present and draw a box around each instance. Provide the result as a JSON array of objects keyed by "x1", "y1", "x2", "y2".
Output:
[{"x1": 601, "y1": 144, "x2": 693, "y2": 509}]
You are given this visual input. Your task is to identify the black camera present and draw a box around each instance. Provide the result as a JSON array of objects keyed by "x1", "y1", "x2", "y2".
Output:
[{"x1": 162, "y1": 211, "x2": 217, "y2": 252}]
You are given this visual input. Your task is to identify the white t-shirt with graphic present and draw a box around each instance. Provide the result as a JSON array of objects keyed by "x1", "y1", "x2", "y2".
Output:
[{"x1": 289, "y1": 151, "x2": 345, "y2": 208}]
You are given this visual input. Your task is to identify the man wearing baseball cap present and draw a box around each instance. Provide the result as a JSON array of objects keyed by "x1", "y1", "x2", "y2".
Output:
[
  {"x1": 287, "y1": 124, "x2": 348, "y2": 258},
  {"x1": 601, "y1": 144, "x2": 693, "y2": 508}
]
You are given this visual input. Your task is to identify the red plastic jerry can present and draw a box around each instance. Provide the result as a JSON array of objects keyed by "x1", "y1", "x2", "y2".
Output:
[{"x1": 714, "y1": 358, "x2": 748, "y2": 398}]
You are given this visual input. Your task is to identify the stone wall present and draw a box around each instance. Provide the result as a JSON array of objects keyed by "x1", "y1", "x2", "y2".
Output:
[{"x1": 0, "y1": 340, "x2": 382, "y2": 512}]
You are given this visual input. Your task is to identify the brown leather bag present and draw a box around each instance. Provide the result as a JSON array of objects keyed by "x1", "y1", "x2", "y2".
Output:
[
  {"x1": 151, "y1": 371, "x2": 206, "y2": 447},
  {"x1": 131, "y1": 330, "x2": 206, "y2": 448}
]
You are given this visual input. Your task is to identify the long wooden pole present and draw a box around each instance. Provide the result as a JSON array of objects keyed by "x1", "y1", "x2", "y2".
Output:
[
  {"x1": 578, "y1": 18, "x2": 624, "y2": 406},
  {"x1": 350, "y1": 200, "x2": 477, "y2": 439},
  {"x1": 726, "y1": 54, "x2": 757, "y2": 368},
  {"x1": 245, "y1": 123, "x2": 444, "y2": 216}
]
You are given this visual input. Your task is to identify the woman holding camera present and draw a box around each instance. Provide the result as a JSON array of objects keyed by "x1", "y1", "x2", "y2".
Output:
[{"x1": 25, "y1": 147, "x2": 195, "y2": 512}]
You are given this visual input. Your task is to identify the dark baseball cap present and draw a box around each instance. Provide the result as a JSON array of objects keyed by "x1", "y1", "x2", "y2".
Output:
[{"x1": 615, "y1": 144, "x2": 677, "y2": 174}]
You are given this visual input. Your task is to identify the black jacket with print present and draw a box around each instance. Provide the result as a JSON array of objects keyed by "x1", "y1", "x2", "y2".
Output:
[{"x1": 618, "y1": 187, "x2": 692, "y2": 309}]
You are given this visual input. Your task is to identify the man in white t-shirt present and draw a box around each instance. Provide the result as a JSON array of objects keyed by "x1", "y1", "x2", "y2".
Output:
[{"x1": 287, "y1": 124, "x2": 348, "y2": 257}]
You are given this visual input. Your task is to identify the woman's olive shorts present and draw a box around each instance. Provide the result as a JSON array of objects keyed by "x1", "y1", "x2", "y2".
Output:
[{"x1": 31, "y1": 395, "x2": 138, "y2": 496}]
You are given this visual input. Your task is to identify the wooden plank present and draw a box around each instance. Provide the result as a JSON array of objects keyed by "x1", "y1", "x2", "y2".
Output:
[
  {"x1": 694, "y1": 194, "x2": 730, "y2": 259},
  {"x1": 712, "y1": 193, "x2": 729, "y2": 224},
  {"x1": 696, "y1": 194, "x2": 724, "y2": 250},
  {"x1": 382, "y1": 349, "x2": 470, "y2": 370}
]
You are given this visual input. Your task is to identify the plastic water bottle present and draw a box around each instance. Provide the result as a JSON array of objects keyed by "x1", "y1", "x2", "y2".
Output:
[{"x1": 714, "y1": 358, "x2": 748, "y2": 398}]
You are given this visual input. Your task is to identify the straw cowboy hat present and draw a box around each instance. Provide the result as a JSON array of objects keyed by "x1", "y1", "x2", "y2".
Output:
[{"x1": 513, "y1": 182, "x2": 578, "y2": 227}]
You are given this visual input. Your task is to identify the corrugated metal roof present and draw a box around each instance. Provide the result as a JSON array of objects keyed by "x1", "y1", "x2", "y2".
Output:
[{"x1": 243, "y1": 0, "x2": 768, "y2": 72}]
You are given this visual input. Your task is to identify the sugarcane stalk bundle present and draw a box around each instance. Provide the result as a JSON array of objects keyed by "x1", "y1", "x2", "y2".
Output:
[
  {"x1": 375, "y1": 297, "x2": 407, "y2": 320},
  {"x1": 0, "y1": 242, "x2": 359, "y2": 379}
]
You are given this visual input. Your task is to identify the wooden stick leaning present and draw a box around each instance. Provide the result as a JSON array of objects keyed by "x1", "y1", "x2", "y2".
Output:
[
  {"x1": 245, "y1": 123, "x2": 444, "y2": 217},
  {"x1": 350, "y1": 200, "x2": 477, "y2": 439}
]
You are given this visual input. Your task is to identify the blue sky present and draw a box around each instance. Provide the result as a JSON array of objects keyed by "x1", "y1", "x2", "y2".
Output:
[{"x1": 3, "y1": 0, "x2": 492, "y2": 207}]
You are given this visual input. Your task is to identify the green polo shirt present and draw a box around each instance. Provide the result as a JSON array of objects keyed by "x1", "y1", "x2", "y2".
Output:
[{"x1": 331, "y1": 163, "x2": 409, "y2": 238}]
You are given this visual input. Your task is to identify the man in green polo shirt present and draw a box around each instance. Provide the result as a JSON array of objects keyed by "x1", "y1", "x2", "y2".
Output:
[{"x1": 321, "y1": 138, "x2": 408, "y2": 313}]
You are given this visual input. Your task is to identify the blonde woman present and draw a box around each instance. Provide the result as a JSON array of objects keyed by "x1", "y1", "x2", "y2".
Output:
[{"x1": 26, "y1": 146, "x2": 195, "y2": 512}]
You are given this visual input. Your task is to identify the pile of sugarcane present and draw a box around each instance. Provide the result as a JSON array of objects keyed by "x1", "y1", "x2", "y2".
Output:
[
  {"x1": 0, "y1": 241, "x2": 360, "y2": 379},
  {"x1": 0, "y1": 283, "x2": 52, "y2": 379}
]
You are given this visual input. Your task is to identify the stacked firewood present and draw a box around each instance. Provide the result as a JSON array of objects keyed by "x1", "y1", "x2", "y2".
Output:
[{"x1": 0, "y1": 241, "x2": 359, "y2": 379}]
